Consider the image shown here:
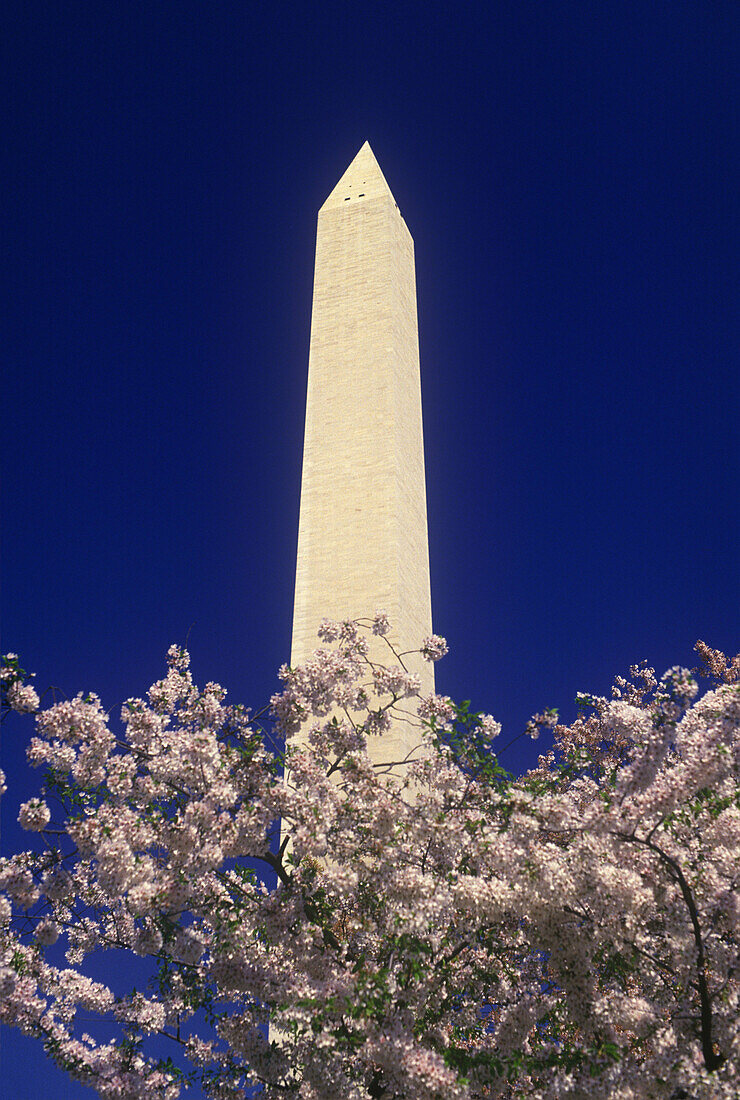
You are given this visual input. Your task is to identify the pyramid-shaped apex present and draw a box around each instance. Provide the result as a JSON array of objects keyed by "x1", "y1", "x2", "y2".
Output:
[{"x1": 320, "y1": 141, "x2": 397, "y2": 212}]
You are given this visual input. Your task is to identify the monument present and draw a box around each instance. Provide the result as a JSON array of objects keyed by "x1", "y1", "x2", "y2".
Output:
[{"x1": 291, "y1": 142, "x2": 434, "y2": 766}]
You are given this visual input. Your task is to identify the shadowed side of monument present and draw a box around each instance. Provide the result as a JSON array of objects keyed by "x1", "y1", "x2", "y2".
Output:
[{"x1": 291, "y1": 142, "x2": 434, "y2": 766}]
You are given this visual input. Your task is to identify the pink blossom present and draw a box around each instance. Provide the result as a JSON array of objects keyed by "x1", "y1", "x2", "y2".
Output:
[
  {"x1": 7, "y1": 681, "x2": 39, "y2": 713},
  {"x1": 18, "y1": 798, "x2": 50, "y2": 831},
  {"x1": 479, "y1": 713, "x2": 501, "y2": 740},
  {"x1": 418, "y1": 691, "x2": 456, "y2": 730},
  {"x1": 0, "y1": 630, "x2": 736, "y2": 1098},
  {"x1": 0, "y1": 966, "x2": 16, "y2": 997},
  {"x1": 35, "y1": 919, "x2": 59, "y2": 946},
  {"x1": 420, "y1": 633, "x2": 449, "y2": 662},
  {"x1": 371, "y1": 609, "x2": 391, "y2": 635},
  {"x1": 372, "y1": 663, "x2": 421, "y2": 698}
]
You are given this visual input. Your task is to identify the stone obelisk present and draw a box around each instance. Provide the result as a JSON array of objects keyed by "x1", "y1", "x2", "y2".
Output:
[{"x1": 291, "y1": 142, "x2": 434, "y2": 765}]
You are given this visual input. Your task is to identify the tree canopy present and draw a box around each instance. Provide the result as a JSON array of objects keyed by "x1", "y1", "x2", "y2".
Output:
[{"x1": 1, "y1": 623, "x2": 738, "y2": 1099}]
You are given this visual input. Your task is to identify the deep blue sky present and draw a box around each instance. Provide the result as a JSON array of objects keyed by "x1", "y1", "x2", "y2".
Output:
[{"x1": 3, "y1": 2, "x2": 738, "y2": 1095}]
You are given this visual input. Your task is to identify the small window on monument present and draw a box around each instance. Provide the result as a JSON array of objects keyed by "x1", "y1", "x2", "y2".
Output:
[
  {"x1": 358, "y1": 193, "x2": 365, "y2": 197},
  {"x1": 344, "y1": 196, "x2": 350, "y2": 201}
]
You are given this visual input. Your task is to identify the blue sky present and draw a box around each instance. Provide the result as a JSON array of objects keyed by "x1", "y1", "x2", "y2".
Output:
[{"x1": 3, "y1": 2, "x2": 738, "y2": 1095}]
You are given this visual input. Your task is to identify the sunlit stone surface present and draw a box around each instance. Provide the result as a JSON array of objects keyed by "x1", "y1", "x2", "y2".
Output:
[{"x1": 291, "y1": 142, "x2": 434, "y2": 765}]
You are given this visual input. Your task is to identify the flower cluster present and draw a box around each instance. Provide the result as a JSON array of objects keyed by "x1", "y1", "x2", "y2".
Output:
[
  {"x1": 0, "y1": 626, "x2": 738, "y2": 1100},
  {"x1": 1, "y1": 654, "x2": 39, "y2": 713},
  {"x1": 420, "y1": 634, "x2": 450, "y2": 662},
  {"x1": 18, "y1": 798, "x2": 51, "y2": 832},
  {"x1": 371, "y1": 609, "x2": 391, "y2": 636}
]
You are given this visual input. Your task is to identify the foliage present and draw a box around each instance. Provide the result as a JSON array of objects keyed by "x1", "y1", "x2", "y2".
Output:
[{"x1": 0, "y1": 620, "x2": 738, "y2": 1099}]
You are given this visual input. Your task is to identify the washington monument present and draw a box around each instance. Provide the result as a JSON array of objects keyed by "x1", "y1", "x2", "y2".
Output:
[{"x1": 291, "y1": 142, "x2": 435, "y2": 765}]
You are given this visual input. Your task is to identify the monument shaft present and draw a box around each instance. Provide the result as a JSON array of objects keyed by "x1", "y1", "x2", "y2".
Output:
[{"x1": 292, "y1": 143, "x2": 434, "y2": 762}]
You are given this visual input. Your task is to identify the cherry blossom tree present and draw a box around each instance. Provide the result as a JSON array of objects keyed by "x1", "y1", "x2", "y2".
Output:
[{"x1": 0, "y1": 623, "x2": 738, "y2": 1099}]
